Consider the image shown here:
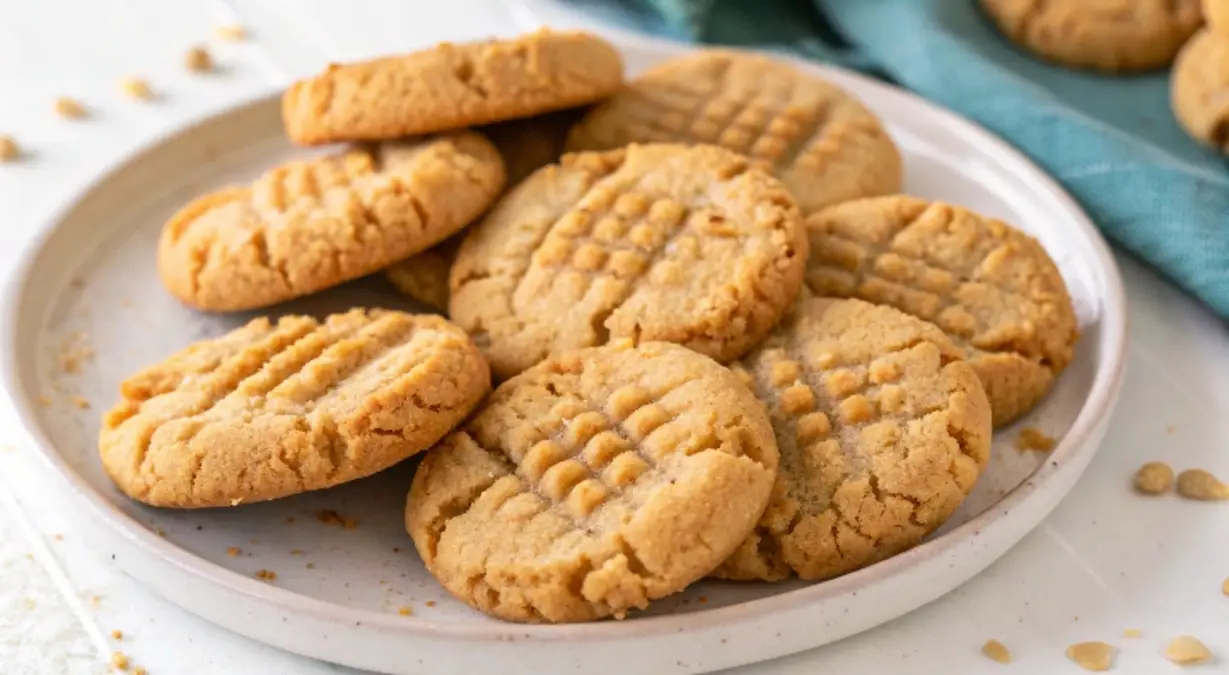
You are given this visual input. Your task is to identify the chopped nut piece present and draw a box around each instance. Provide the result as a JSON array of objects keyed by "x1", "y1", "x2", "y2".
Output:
[
  {"x1": 1134, "y1": 461, "x2": 1174, "y2": 494},
  {"x1": 111, "y1": 629, "x2": 122, "y2": 639},
  {"x1": 215, "y1": 25, "x2": 247, "y2": 41},
  {"x1": 0, "y1": 135, "x2": 19, "y2": 161},
  {"x1": 185, "y1": 46, "x2": 213, "y2": 72},
  {"x1": 226, "y1": 547, "x2": 240, "y2": 557},
  {"x1": 121, "y1": 78, "x2": 153, "y2": 100},
  {"x1": 1122, "y1": 628, "x2": 1142, "y2": 638},
  {"x1": 1066, "y1": 642, "x2": 1114, "y2": 671},
  {"x1": 255, "y1": 569, "x2": 276, "y2": 582},
  {"x1": 1176, "y1": 469, "x2": 1229, "y2": 501},
  {"x1": 1016, "y1": 427, "x2": 1056, "y2": 452},
  {"x1": 982, "y1": 639, "x2": 1011, "y2": 664},
  {"x1": 111, "y1": 651, "x2": 129, "y2": 670},
  {"x1": 397, "y1": 606, "x2": 412, "y2": 616},
  {"x1": 1166, "y1": 635, "x2": 1212, "y2": 665},
  {"x1": 54, "y1": 97, "x2": 87, "y2": 119}
]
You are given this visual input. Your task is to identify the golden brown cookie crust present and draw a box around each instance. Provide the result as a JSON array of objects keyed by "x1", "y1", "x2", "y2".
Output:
[
  {"x1": 804, "y1": 196, "x2": 1077, "y2": 427},
  {"x1": 405, "y1": 341, "x2": 778, "y2": 623},
  {"x1": 715, "y1": 298, "x2": 991, "y2": 581},
  {"x1": 158, "y1": 132, "x2": 505, "y2": 312},
  {"x1": 1173, "y1": 29, "x2": 1229, "y2": 152},
  {"x1": 450, "y1": 143, "x2": 808, "y2": 380},
  {"x1": 100, "y1": 310, "x2": 490, "y2": 508},
  {"x1": 1207, "y1": 0, "x2": 1229, "y2": 33},
  {"x1": 566, "y1": 50, "x2": 902, "y2": 214},
  {"x1": 981, "y1": 0, "x2": 1203, "y2": 73},
  {"x1": 283, "y1": 30, "x2": 623, "y2": 145}
]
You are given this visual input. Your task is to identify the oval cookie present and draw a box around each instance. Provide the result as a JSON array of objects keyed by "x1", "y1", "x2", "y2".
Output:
[
  {"x1": 804, "y1": 196, "x2": 1078, "y2": 427},
  {"x1": 406, "y1": 341, "x2": 779, "y2": 622},
  {"x1": 716, "y1": 298, "x2": 992, "y2": 581},
  {"x1": 566, "y1": 50, "x2": 901, "y2": 214},
  {"x1": 100, "y1": 310, "x2": 490, "y2": 508},
  {"x1": 450, "y1": 143, "x2": 808, "y2": 379},
  {"x1": 158, "y1": 132, "x2": 505, "y2": 312},
  {"x1": 284, "y1": 29, "x2": 623, "y2": 145},
  {"x1": 980, "y1": 0, "x2": 1203, "y2": 73},
  {"x1": 1173, "y1": 29, "x2": 1229, "y2": 152}
]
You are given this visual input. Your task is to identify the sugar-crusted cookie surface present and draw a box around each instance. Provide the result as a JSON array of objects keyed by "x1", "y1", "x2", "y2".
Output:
[
  {"x1": 100, "y1": 310, "x2": 490, "y2": 508},
  {"x1": 566, "y1": 50, "x2": 901, "y2": 214},
  {"x1": 804, "y1": 196, "x2": 1077, "y2": 426},
  {"x1": 716, "y1": 298, "x2": 992, "y2": 581},
  {"x1": 158, "y1": 132, "x2": 504, "y2": 312},
  {"x1": 981, "y1": 0, "x2": 1203, "y2": 73},
  {"x1": 283, "y1": 30, "x2": 623, "y2": 145},
  {"x1": 450, "y1": 143, "x2": 808, "y2": 379},
  {"x1": 405, "y1": 341, "x2": 778, "y2": 622}
]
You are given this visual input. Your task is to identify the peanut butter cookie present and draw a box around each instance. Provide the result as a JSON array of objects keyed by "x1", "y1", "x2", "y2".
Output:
[
  {"x1": 158, "y1": 132, "x2": 504, "y2": 312},
  {"x1": 1207, "y1": 0, "x2": 1229, "y2": 33},
  {"x1": 101, "y1": 310, "x2": 490, "y2": 508},
  {"x1": 450, "y1": 143, "x2": 808, "y2": 380},
  {"x1": 804, "y1": 196, "x2": 1077, "y2": 427},
  {"x1": 715, "y1": 298, "x2": 992, "y2": 581},
  {"x1": 385, "y1": 235, "x2": 461, "y2": 312},
  {"x1": 566, "y1": 50, "x2": 901, "y2": 214},
  {"x1": 1173, "y1": 28, "x2": 1229, "y2": 152},
  {"x1": 283, "y1": 30, "x2": 623, "y2": 145},
  {"x1": 981, "y1": 0, "x2": 1203, "y2": 73},
  {"x1": 405, "y1": 341, "x2": 778, "y2": 622}
]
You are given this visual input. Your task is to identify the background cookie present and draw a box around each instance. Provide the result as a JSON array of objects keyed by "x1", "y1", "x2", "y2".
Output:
[
  {"x1": 383, "y1": 109, "x2": 582, "y2": 310},
  {"x1": 715, "y1": 298, "x2": 991, "y2": 581},
  {"x1": 1172, "y1": 28, "x2": 1229, "y2": 152},
  {"x1": 980, "y1": 0, "x2": 1203, "y2": 73},
  {"x1": 804, "y1": 196, "x2": 1077, "y2": 427},
  {"x1": 284, "y1": 30, "x2": 623, "y2": 145},
  {"x1": 101, "y1": 310, "x2": 490, "y2": 508},
  {"x1": 159, "y1": 132, "x2": 504, "y2": 312},
  {"x1": 566, "y1": 50, "x2": 901, "y2": 214},
  {"x1": 450, "y1": 143, "x2": 808, "y2": 380},
  {"x1": 405, "y1": 341, "x2": 778, "y2": 623},
  {"x1": 1206, "y1": 0, "x2": 1229, "y2": 33}
]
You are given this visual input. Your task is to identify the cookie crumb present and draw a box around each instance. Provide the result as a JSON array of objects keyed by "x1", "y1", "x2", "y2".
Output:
[
  {"x1": 1166, "y1": 635, "x2": 1212, "y2": 665},
  {"x1": 226, "y1": 547, "x2": 240, "y2": 557},
  {"x1": 305, "y1": 562, "x2": 315, "y2": 569},
  {"x1": 290, "y1": 549, "x2": 303, "y2": 556},
  {"x1": 59, "y1": 333, "x2": 94, "y2": 374},
  {"x1": 1134, "y1": 461, "x2": 1174, "y2": 494},
  {"x1": 397, "y1": 606, "x2": 412, "y2": 616},
  {"x1": 214, "y1": 25, "x2": 247, "y2": 41},
  {"x1": 185, "y1": 46, "x2": 213, "y2": 72},
  {"x1": 317, "y1": 509, "x2": 357, "y2": 529},
  {"x1": 1222, "y1": 577, "x2": 1228, "y2": 595},
  {"x1": 982, "y1": 639, "x2": 1011, "y2": 664},
  {"x1": 110, "y1": 651, "x2": 129, "y2": 670},
  {"x1": 698, "y1": 596, "x2": 708, "y2": 604},
  {"x1": 89, "y1": 594, "x2": 101, "y2": 607},
  {"x1": 255, "y1": 569, "x2": 277, "y2": 582},
  {"x1": 53, "y1": 533, "x2": 63, "y2": 542},
  {"x1": 1066, "y1": 642, "x2": 1114, "y2": 671},
  {"x1": 285, "y1": 517, "x2": 296, "y2": 525},
  {"x1": 71, "y1": 395, "x2": 90, "y2": 409},
  {"x1": 54, "y1": 97, "x2": 87, "y2": 119},
  {"x1": 154, "y1": 527, "x2": 165, "y2": 538},
  {"x1": 1122, "y1": 628, "x2": 1142, "y2": 638},
  {"x1": 425, "y1": 600, "x2": 436, "y2": 608},
  {"x1": 1016, "y1": 427, "x2": 1056, "y2": 452},
  {"x1": 1167, "y1": 425, "x2": 1176, "y2": 434},
  {"x1": 121, "y1": 78, "x2": 153, "y2": 100},
  {"x1": 1176, "y1": 469, "x2": 1229, "y2": 500},
  {"x1": 111, "y1": 629, "x2": 123, "y2": 640},
  {"x1": 133, "y1": 668, "x2": 147, "y2": 675},
  {"x1": 0, "y1": 135, "x2": 19, "y2": 161},
  {"x1": 37, "y1": 395, "x2": 51, "y2": 407},
  {"x1": 393, "y1": 547, "x2": 401, "y2": 553}
]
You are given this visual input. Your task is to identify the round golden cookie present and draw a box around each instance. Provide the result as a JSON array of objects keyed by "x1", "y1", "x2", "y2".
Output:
[
  {"x1": 405, "y1": 341, "x2": 779, "y2": 623},
  {"x1": 283, "y1": 29, "x2": 623, "y2": 146},
  {"x1": 714, "y1": 298, "x2": 992, "y2": 581},
  {"x1": 565, "y1": 50, "x2": 902, "y2": 215},
  {"x1": 1173, "y1": 28, "x2": 1229, "y2": 152},
  {"x1": 804, "y1": 196, "x2": 1078, "y2": 427},
  {"x1": 1207, "y1": 0, "x2": 1229, "y2": 33},
  {"x1": 100, "y1": 310, "x2": 490, "y2": 508},
  {"x1": 449, "y1": 143, "x2": 808, "y2": 380},
  {"x1": 159, "y1": 132, "x2": 505, "y2": 312},
  {"x1": 382, "y1": 109, "x2": 582, "y2": 310},
  {"x1": 980, "y1": 0, "x2": 1203, "y2": 73}
]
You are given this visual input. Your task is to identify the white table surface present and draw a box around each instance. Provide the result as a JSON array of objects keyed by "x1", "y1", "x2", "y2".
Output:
[{"x1": 1, "y1": 1, "x2": 1227, "y2": 673}]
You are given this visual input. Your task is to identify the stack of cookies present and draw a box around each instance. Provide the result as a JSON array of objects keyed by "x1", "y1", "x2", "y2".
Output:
[
  {"x1": 100, "y1": 28, "x2": 1080, "y2": 624},
  {"x1": 1173, "y1": 0, "x2": 1229, "y2": 152}
]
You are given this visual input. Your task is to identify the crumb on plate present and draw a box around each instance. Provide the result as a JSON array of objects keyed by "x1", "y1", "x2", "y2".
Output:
[
  {"x1": 1134, "y1": 461, "x2": 1174, "y2": 495},
  {"x1": 121, "y1": 78, "x2": 153, "y2": 100},
  {"x1": 1166, "y1": 635, "x2": 1212, "y2": 665},
  {"x1": 982, "y1": 639, "x2": 1011, "y2": 664},
  {"x1": 1016, "y1": 427, "x2": 1056, "y2": 452},
  {"x1": 54, "y1": 97, "x2": 87, "y2": 119},
  {"x1": 185, "y1": 46, "x2": 213, "y2": 72},
  {"x1": 226, "y1": 547, "x2": 240, "y2": 557},
  {"x1": 1066, "y1": 642, "x2": 1114, "y2": 671},
  {"x1": 215, "y1": 25, "x2": 247, "y2": 41},
  {"x1": 317, "y1": 509, "x2": 357, "y2": 529},
  {"x1": 110, "y1": 651, "x2": 129, "y2": 670},
  {"x1": 1176, "y1": 469, "x2": 1229, "y2": 501},
  {"x1": 255, "y1": 569, "x2": 276, "y2": 582},
  {"x1": 0, "y1": 135, "x2": 19, "y2": 161}
]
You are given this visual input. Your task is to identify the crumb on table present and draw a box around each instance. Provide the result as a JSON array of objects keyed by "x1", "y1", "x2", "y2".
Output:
[
  {"x1": 1175, "y1": 469, "x2": 1229, "y2": 501},
  {"x1": 1134, "y1": 461, "x2": 1174, "y2": 495},
  {"x1": 317, "y1": 509, "x2": 357, "y2": 529},
  {"x1": 981, "y1": 639, "x2": 1011, "y2": 664},
  {"x1": 1015, "y1": 427, "x2": 1056, "y2": 452}
]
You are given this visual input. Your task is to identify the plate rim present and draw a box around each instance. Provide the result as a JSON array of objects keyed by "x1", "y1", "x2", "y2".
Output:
[{"x1": 0, "y1": 32, "x2": 1128, "y2": 647}]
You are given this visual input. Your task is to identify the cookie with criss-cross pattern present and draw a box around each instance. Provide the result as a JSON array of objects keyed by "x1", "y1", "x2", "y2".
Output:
[
  {"x1": 101, "y1": 310, "x2": 490, "y2": 508},
  {"x1": 1172, "y1": 28, "x2": 1229, "y2": 153},
  {"x1": 715, "y1": 298, "x2": 992, "y2": 581},
  {"x1": 566, "y1": 50, "x2": 901, "y2": 214},
  {"x1": 405, "y1": 341, "x2": 778, "y2": 623},
  {"x1": 449, "y1": 143, "x2": 808, "y2": 380},
  {"x1": 803, "y1": 196, "x2": 1078, "y2": 426}
]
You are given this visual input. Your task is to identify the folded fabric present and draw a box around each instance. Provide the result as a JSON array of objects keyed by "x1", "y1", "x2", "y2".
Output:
[{"x1": 566, "y1": 0, "x2": 1229, "y2": 319}]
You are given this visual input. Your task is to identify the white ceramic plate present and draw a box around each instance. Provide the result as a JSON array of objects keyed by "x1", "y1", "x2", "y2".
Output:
[{"x1": 0, "y1": 36, "x2": 1126, "y2": 675}]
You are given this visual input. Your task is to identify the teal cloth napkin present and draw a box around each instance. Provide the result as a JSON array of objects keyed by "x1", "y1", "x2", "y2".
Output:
[{"x1": 569, "y1": 0, "x2": 1229, "y2": 319}]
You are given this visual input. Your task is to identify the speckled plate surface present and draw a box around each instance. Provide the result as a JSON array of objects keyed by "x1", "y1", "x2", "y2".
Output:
[{"x1": 0, "y1": 34, "x2": 1126, "y2": 675}]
